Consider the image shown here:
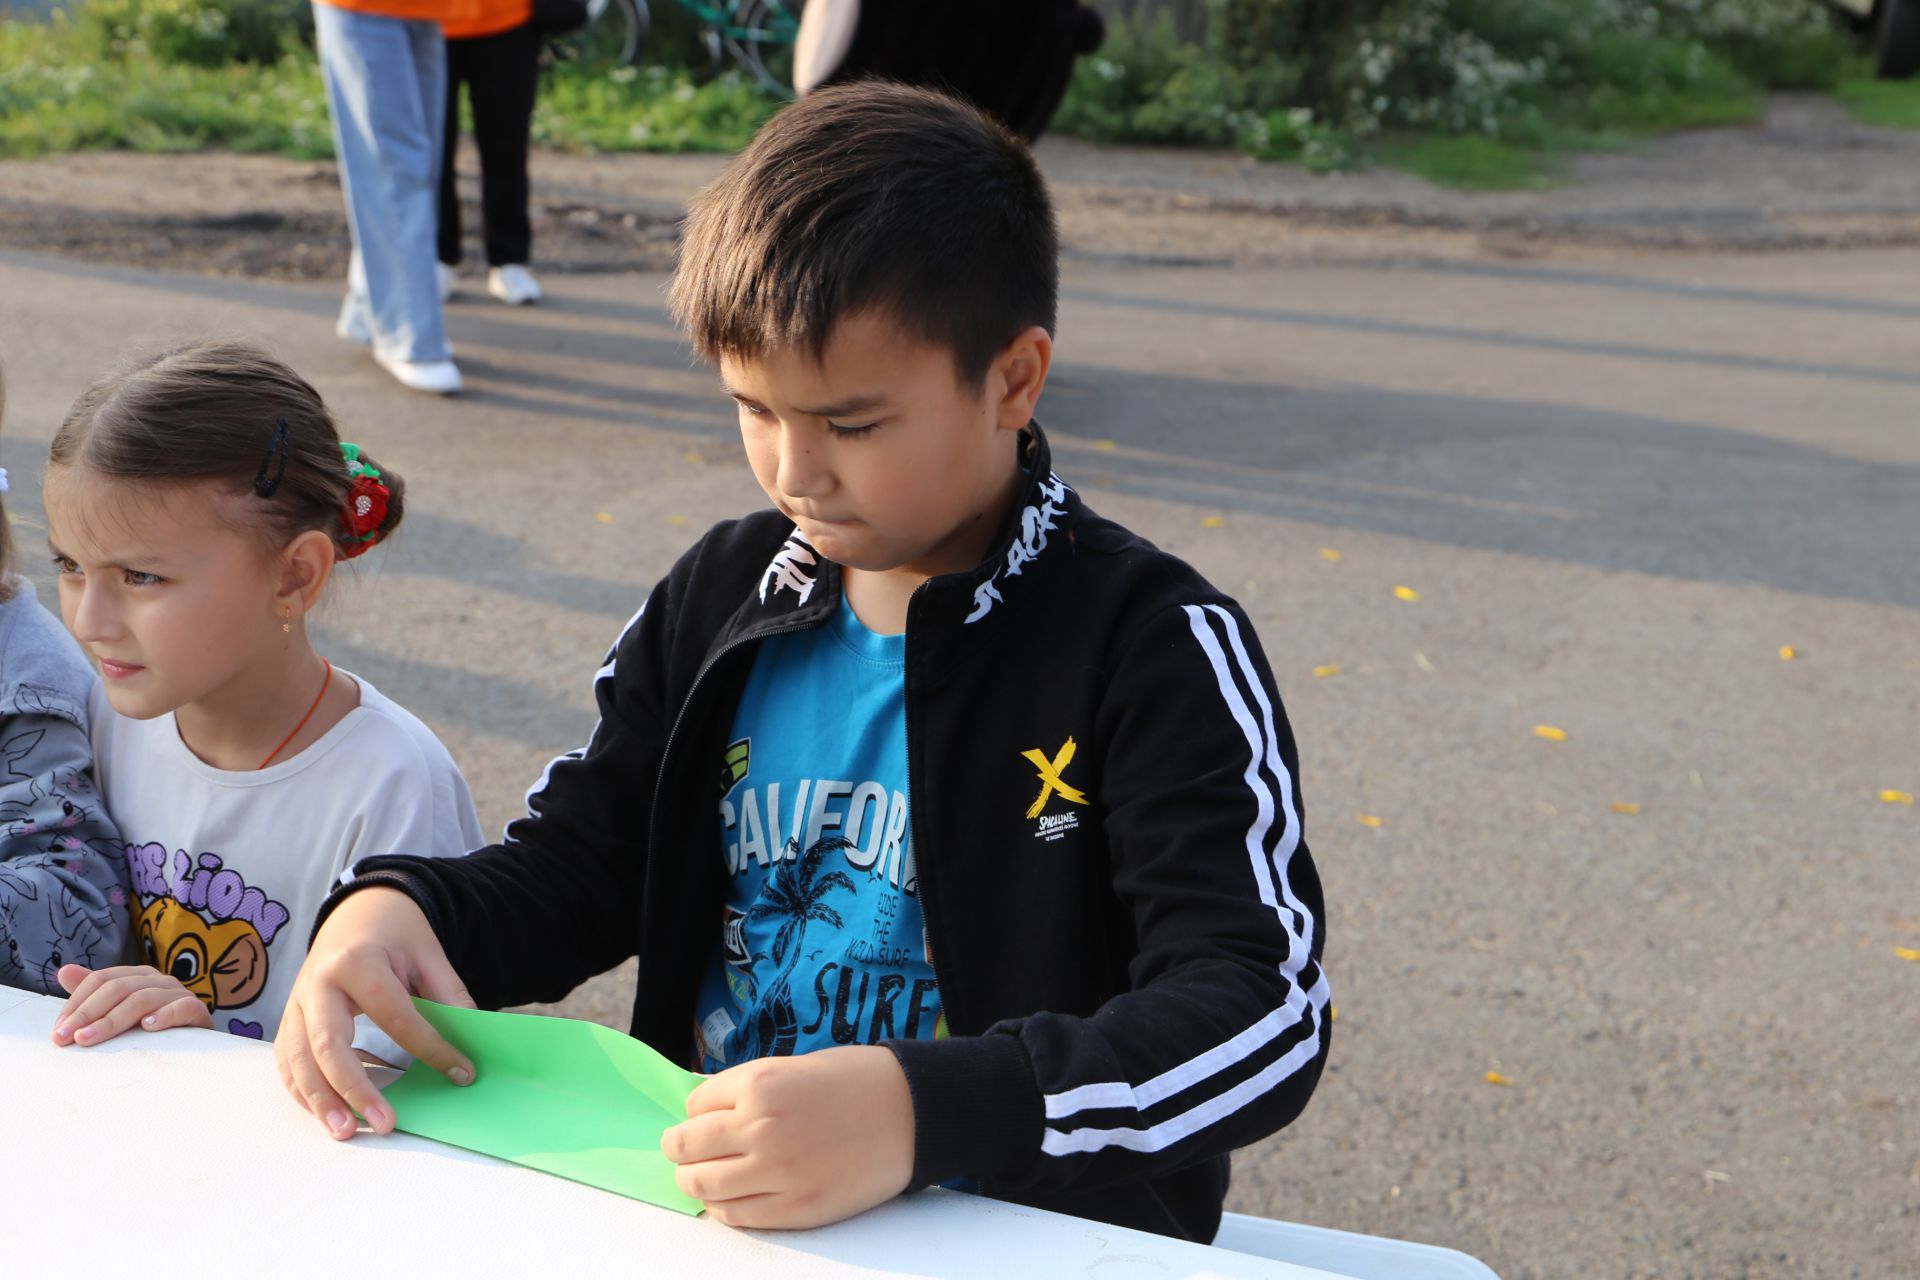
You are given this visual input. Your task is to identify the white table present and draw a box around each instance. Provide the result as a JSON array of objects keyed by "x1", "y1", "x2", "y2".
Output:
[{"x1": 3, "y1": 989, "x2": 1343, "y2": 1279}]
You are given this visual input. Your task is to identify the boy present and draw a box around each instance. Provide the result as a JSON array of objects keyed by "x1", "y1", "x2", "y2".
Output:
[{"x1": 275, "y1": 81, "x2": 1329, "y2": 1244}]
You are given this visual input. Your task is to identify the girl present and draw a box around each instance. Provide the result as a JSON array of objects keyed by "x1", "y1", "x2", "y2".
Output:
[
  {"x1": 1, "y1": 359, "x2": 132, "y2": 996},
  {"x1": 44, "y1": 340, "x2": 482, "y2": 1047}
]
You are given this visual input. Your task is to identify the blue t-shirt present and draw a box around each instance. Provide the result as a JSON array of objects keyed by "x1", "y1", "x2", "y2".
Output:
[{"x1": 693, "y1": 596, "x2": 945, "y2": 1071}]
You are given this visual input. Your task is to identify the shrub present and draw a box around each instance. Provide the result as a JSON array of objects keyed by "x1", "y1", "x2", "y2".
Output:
[
  {"x1": 75, "y1": 0, "x2": 306, "y2": 67},
  {"x1": 1058, "y1": 0, "x2": 1860, "y2": 170}
]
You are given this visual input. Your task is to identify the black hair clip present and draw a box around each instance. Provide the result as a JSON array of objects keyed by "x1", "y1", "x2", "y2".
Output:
[{"x1": 254, "y1": 417, "x2": 291, "y2": 498}]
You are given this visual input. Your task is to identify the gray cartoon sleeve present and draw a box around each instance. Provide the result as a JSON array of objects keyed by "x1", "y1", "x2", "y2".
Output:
[{"x1": 1, "y1": 714, "x2": 132, "y2": 996}]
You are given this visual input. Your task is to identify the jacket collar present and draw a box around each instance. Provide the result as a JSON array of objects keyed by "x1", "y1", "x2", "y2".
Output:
[{"x1": 734, "y1": 420, "x2": 1076, "y2": 639}]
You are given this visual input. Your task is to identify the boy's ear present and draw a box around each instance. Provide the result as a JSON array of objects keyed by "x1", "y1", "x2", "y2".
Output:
[
  {"x1": 275, "y1": 528, "x2": 337, "y2": 620},
  {"x1": 992, "y1": 325, "x2": 1053, "y2": 432}
]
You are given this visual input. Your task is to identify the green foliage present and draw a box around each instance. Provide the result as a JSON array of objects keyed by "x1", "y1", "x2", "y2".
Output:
[
  {"x1": 1382, "y1": 133, "x2": 1550, "y2": 188},
  {"x1": 533, "y1": 64, "x2": 776, "y2": 152},
  {"x1": 1058, "y1": 0, "x2": 1867, "y2": 187},
  {"x1": 1834, "y1": 75, "x2": 1920, "y2": 128},
  {"x1": 0, "y1": 5, "x2": 777, "y2": 160},
  {"x1": 74, "y1": 0, "x2": 306, "y2": 67},
  {"x1": 0, "y1": 20, "x2": 333, "y2": 156}
]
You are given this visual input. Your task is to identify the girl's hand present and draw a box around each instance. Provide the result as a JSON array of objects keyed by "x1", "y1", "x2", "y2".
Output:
[{"x1": 51, "y1": 964, "x2": 213, "y2": 1046}]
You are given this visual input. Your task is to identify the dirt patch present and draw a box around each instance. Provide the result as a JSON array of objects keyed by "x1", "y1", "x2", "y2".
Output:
[
  {"x1": 0, "y1": 152, "x2": 682, "y2": 280},
  {"x1": 4, "y1": 94, "x2": 1920, "y2": 278}
]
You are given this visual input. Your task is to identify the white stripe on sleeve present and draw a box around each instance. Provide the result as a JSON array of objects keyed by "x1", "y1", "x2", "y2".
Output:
[{"x1": 1038, "y1": 604, "x2": 1327, "y2": 1152}]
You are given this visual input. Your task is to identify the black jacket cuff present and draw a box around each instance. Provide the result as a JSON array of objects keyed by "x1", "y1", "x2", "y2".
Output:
[
  {"x1": 308, "y1": 861, "x2": 446, "y2": 950},
  {"x1": 886, "y1": 1032, "x2": 1043, "y2": 1188}
]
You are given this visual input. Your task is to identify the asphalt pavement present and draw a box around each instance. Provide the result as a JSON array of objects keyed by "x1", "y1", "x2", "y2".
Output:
[{"x1": 0, "y1": 241, "x2": 1914, "y2": 1279}]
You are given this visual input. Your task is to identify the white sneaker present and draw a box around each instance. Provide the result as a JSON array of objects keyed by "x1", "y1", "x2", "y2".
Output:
[
  {"x1": 437, "y1": 262, "x2": 459, "y2": 303},
  {"x1": 374, "y1": 352, "x2": 463, "y2": 395},
  {"x1": 488, "y1": 264, "x2": 543, "y2": 306},
  {"x1": 336, "y1": 299, "x2": 372, "y2": 345}
]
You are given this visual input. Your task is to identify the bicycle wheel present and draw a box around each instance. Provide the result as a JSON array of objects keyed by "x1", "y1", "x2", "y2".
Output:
[
  {"x1": 722, "y1": 0, "x2": 804, "y2": 97},
  {"x1": 557, "y1": 0, "x2": 649, "y2": 72}
]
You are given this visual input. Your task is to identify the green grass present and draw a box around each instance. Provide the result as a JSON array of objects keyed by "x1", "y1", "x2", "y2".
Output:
[
  {"x1": 0, "y1": 15, "x2": 777, "y2": 161},
  {"x1": 1, "y1": 1, "x2": 1909, "y2": 191},
  {"x1": 1833, "y1": 76, "x2": 1920, "y2": 128},
  {"x1": 1379, "y1": 135, "x2": 1555, "y2": 190}
]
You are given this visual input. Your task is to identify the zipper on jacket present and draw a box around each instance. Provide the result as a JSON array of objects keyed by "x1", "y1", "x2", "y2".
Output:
[
  {"x1": 900, "y1": 579, "x2": 955, "y2": 1032},
  {"x1": 647, "y1": 619, "x2": 819, "y2": 864}
]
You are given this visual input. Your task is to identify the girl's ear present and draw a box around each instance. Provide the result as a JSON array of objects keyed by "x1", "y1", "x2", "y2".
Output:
[
  {"x1": 275, "y1": 528, "x2": 338, "y2": 621},
  {"x1": 992, "y1": 325, "x2": 1053, "y2": 433}
]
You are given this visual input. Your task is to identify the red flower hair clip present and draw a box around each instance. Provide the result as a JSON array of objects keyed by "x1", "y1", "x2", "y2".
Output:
[{"x1": 339, "y1": 442, "x2": 390, "y2": 560}]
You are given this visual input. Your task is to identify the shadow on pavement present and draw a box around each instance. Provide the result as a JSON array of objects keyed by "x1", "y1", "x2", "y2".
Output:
[{"x1": 1046, "y1": 362, "x2": 1920, "y2": 609}]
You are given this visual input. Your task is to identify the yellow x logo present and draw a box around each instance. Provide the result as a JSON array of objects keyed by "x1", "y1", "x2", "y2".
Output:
[{"x1": 1022, "y1": 738, "x2": 1089, "y2": 820}]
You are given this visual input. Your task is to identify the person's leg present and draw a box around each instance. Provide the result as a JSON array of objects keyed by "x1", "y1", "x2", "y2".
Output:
[
  {"x1": 437, "y1": 36, "x2": 469, "y2": 269},
  {"x1": 467, "y1": 21, "x2": 540, "y2": 268},
  {"x1": 312, "y1": 1, "x2": 451, "y2": 364}
]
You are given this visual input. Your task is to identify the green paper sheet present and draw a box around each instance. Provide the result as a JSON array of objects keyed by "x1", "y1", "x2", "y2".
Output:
[{"x1": 382, "y1": 999, "x2": 706, "y2": 1215}]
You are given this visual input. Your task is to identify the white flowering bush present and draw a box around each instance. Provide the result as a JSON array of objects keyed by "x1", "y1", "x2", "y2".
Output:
[{"x1": 1059, "y1": 0, "x2": 1857, "y2": 167}]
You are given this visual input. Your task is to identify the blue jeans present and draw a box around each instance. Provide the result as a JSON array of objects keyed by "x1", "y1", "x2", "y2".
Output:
[{"x1": 312, "y1": 2, "x2": 450, "y2": 363}]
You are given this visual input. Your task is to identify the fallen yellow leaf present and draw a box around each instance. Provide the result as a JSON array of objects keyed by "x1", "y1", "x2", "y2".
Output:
[
  {"x1": 1778, "y1": 645, "x2": 1797, "y2": 661},
  {"x1": 1357, "y1": 814, "x2": 1384, "y2": 828},
  {"x1": 1610, "y1": 802, "x2": 1641, "y2": 815},
  {"x1": 1534, "y1": 725, "x2": 1568, "y2": 742},
  {"x1": 668, "y1": 514, "x2": 691, "y2": 527},
  {"x1": 1880, "y1": 790, "x2": 1914, "y2": 806},
  {"x1": 682, "y1": 450, "x2": 704, "y2": 465},
  {"x1": 1093, "y1": 439, "x2": 1118, "y2": 453},
  {"x1": 1318, "y1": 547, "x2": 1341, "y2": 562},
  {"x1": 1894, "y1": 947, "x2": 1920, "y2": 962},
  {"x1": 1484, "y1": 1071, "x2": 1511, "y2": 1087},
  {"x1": 1329, "y1": 1004, "x2": 1339, "y2": 1023},
  {"x1": 1312, "y1": 664, "x2": 1342, "y2": 679},
  {"x1": 1200, "y1": 515, "x2": 1226, "y2": 529},
  {"x1": 1393, "y1": 585, "x2": 1420, "y2": 602},
  {"x1": 593, "y1": 512, "x2": 614, "y2": 525}
]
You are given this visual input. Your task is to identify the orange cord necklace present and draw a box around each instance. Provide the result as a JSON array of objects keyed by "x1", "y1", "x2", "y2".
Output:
[{"x1": 258, "y1": 658, "x2": 333, "y2": 770}]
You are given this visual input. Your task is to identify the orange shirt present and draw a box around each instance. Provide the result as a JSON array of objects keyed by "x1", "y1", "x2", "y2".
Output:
[
  {"x1": 315, "y1": 0, "x2": 531, "y2": 40},
  {"x1": 442, "y1": 0, "x2": 535, "y2": 40}
]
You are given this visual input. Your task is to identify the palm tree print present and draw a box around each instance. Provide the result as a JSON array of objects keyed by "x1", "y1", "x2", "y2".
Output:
[{"x1": 725, "y1": 834, "x2": 856, "y2": 1061}]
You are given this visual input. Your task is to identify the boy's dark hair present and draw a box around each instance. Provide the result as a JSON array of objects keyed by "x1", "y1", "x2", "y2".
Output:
[
  {"x1": 670, "y1": 79, "x2": 1059, "y2": 389},
  {"x1": 48, "y1": 339, "x2": 404, "y2": 560}
]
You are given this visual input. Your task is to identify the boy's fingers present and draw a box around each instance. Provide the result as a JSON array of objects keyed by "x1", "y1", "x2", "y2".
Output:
[
  {"x1": 661, "y1": 1111, "x2": 745, "y2": 1165},
  {"x1": 277, "y1": 1002, "x2": 357, "y2": 1140},
  {"x1": 684, "y1": 1071, "x2": 742, "y2": 1117},
  {"x1": 703, "y1": 1192, "x2": 784, "y2": 1230},
  {"x1": 413, "y1": 947, "x2": 478, "y2": 1012},
  {"x1": 675, "y1": 1153, "x2": 768, "y2": 1205},
  {"x1": 355, "y1": 971, "x2": 473, "y2": 1092},
  {"x1": 302, "y1": 986, "x2": 392, "y2": 1137}
]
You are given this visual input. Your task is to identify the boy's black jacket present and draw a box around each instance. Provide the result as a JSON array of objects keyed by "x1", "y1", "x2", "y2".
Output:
[{"x1": 323, "y1": 424, "x2": 1329, "y2": 1243}]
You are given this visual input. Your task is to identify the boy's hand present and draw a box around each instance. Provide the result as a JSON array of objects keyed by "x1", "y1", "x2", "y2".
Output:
[
  {"x1": 662, "y1": 1045, "x2": 916, "y2": 1228},
  {"x1": 51, "y1": 963, "x2": 212, "y2": 1045},
  {"x1": 273, "y1": 887, "x2": 477, "y2": 1142}
]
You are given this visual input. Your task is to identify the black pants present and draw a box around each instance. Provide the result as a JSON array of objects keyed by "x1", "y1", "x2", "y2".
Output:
[{"x1": 438, "y1": 21, "x2": 539, "y2": 268}]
